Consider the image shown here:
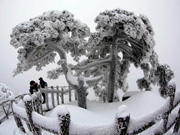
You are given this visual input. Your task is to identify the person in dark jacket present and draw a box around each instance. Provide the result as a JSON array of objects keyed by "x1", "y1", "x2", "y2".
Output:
[
  {"x1": 39, "y1": 77, "x2": 48, "y2": 103},
  {"x1": 29, "y1": 80, "x2": 38, "y2": 94},
  {"x1": 39, "y1": 77, "x2": 47, "y2": 88}
]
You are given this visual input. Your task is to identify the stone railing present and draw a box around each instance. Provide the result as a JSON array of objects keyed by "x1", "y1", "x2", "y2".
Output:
[
  {"x1": 126, "y1": 90, "x2": 180, "y2": 135},
  {"x1": 40, "y1": 86, "x2": 76, "y2": 110},
  {"x1": 0, "y1": 85, "x2": 74, "y2": 124},
  {"x1": 11, "y1": 94, "x2": 70, "y2": 135},
  {"x1": 11, "y1": 83, "x2": 180, "y2": 135},
  {"x1": 0, "y1": 93, "x2": 28, "y2": 124},
  {"x1": 11, "y1": 90, "x2": 180, "y2": 135}
]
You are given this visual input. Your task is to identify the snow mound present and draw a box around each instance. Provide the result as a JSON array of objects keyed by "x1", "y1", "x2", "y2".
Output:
[
  {"x1": 48, "y1": 91, "x2": 165, "y2": 124},
  {"x1": 49, "y1": 104, "x2": 100, "y2": 125},
  {"x1": 123, "y1": 91, "x2": 165, "y2": 118}
]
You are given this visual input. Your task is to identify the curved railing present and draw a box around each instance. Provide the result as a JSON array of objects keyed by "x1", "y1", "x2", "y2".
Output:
[
  {"x1": 127, "y1": 90, "x2": 180, "y2": 135},
  {"x1": 11, "y1": 85, "x2": 180, "y2": 135},
  {"x1": 40, "y1": 86, "x2": 76, "y2": 110},
  {"x1": 0, "y1": 93, "x2": 28, "y2": 124},
  {"x1": 0, "y1": 85, "x2": 75, "y2": 124},
  {"x1": 0, "y1": 86, "x2": 74, "y2": 124}
]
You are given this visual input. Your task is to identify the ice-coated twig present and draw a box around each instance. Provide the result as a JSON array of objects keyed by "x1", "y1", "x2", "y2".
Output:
[{"x1": 74, "y1": 57, "x2": 111, "y2": 71}]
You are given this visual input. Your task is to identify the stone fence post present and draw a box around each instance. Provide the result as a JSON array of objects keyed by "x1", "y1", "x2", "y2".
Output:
[
  {"x1": 116, "y1": 105, "x2": 130, "y2": 135},
  {"x1": 57, "y1": 106, "x2": 71, "y2": 135},
  {"x1": 167, "y1": 82, "x2": 176, "y2": 110},
  {"x1": 163, "y1": 82, "x2": 176, "y2": 132},
  {"x1": 173, "y1": 107, "x2": 180, "y2": 133},
  {"x1": 56, "y1": 86, "x2": 60, "y2": 105},
  {"x1": 61, "y1": 88, "x2": 64, "y2": 104},
  {"x1": 11, "y1": 100, "x2": 26, "y2": 133},
  {"x1": 23, "y1": 95, "x2": 41, "y2": 135}
]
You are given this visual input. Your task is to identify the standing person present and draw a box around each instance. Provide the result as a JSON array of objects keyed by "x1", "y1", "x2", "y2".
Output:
[
  {"x1": 29, "y1": 80, "x2": 38, "y2": 94},
  {"x1": 39, "y1": 77, "x2": 48, "y2": 103},
  {"x1": 39, "y1": 77, "x2": 48, "y2": 88}
]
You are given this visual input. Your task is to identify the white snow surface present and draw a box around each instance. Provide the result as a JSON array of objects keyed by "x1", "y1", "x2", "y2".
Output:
[
  {"x1": 122, "y1": 91, "x2": 140, "y2": 98},
  {"x1": 23, "y1": 95, "x2": 32, "y2": 102},
  {"x1": 32, "y1": 112, "x2": 59, "y2": 132},
  {"x1": 67, "y1": 67, "x2": 78, "y2": 85},
  {"x1": 128, "y1": 97, "x2": 170, "y2": 133},
  {"x1": 66, "y1": 67, "x2": 103, "y2": 87},
  {"x1": 12, "y1": 102, "x2": 27, "y2": 120},
  {"x1": 55, "y1": 105, "x2": 69, "y2": 115},
  {"x1": 0, "y1": 91, "x2": 177, "y2": 135},
  {"x1": 116, "y1": 105, "x2": 130, "y2": 118},
  {"x1": 69, "y1": 122, "x2": 116, "y2": 135},
  {"x1": 168, "y1": 79, "x2": 176, "y2": 88}
]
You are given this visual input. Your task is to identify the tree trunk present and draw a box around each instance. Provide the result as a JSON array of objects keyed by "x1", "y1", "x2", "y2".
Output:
[
  {"x1": 107, "y1": 43, "x2": 117, "y2": 102},
  {"x1": 49, "y1": 42, "x2": 87, "y2": 109},
  {"x1": 76, "y1": 79, "x2": 87, "y2": 109}
]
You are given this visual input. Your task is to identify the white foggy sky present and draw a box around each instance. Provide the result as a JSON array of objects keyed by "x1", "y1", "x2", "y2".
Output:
[{"x1": 0, "y1": 0, "x2": 180, "y2": 95}]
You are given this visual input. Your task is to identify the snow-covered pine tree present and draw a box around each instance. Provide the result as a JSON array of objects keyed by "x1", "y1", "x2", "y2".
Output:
[
  {"x1": 75, "y1": 9, "x2": 158, "y2": 102},
  {"x1": 10, "y1": 10, "x2": 103, "y2": 109},
  {"x1": 0, "y1": 83, "x2": 14, "y2": 104},
  {"x1": 10, "y1": 9, "x2": 175, "y2": 105},
  {"x1": 150, "y1": 64, "x2": 174, "y2": 97}
]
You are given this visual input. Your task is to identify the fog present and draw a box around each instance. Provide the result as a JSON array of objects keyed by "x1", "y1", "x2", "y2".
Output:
[{"x1": 0, "y1": 0, "x2": 180, "y2": 95}]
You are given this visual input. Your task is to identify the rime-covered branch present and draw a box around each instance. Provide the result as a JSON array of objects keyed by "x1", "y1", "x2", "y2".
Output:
[
  {"x1": 28, "y1": 46, "x2": 54, "y2": 64},
  {"x1": 116, "y1": 41, "x2": 138, "y2": 62},
  {"x1": 74, "y1": 57, "x2": 111, "y2": 71}
]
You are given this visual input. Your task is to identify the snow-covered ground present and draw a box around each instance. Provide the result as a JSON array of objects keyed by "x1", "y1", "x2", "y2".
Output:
[{"x1": 0, "y1": 91, "x2": 177, "y2": 135}]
